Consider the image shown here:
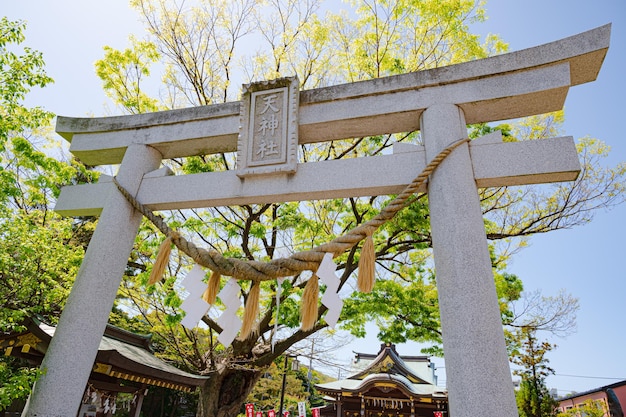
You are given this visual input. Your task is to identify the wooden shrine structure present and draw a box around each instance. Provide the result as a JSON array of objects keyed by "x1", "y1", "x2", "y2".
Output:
[
  {"x1": 316, "y1": 344, "x2": 447, "y2": 417},
  {"x1": 0, "y1": 317, "x2": 207, "y2": 416}
]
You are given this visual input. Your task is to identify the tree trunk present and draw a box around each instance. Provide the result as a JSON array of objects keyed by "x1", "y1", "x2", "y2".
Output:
[{"x1": 197, "y1": 366, "x2": 262, "y2": 417}]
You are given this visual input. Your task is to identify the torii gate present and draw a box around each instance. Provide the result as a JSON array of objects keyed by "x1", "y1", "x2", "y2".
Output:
[{"x1": 23, "y1": 25, "x2": 610, "y2": 417}]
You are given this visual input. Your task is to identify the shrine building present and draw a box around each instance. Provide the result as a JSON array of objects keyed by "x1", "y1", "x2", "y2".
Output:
[
  {"x1": 0, "y1": 317, "x2": 207, "y2": 416},
  {"x1": 316, "y1": 343, "x2": 447, "y2": 417}
]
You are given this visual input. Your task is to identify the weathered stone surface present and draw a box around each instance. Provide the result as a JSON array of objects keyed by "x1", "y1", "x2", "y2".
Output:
[
  {"x1": 56, "y1": 25, "x2": 609, "y2": 166},
  {"x1": 26, "y1": 145, "x2": 162, "y2": 417},
  {"x1": 422, "y1": 103, "x2": 516, "y2": 416},
  {"x1": 56, "y1": 136, "x2": 580, "y2": 216}
]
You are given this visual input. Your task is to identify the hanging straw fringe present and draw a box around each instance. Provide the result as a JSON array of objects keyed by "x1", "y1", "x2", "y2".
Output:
[
  {"x1": 148, "y1": 234, "x2": 175, "y2": 285},
  {"x1": 239, "y1": 281, "x2": 261, "y2": 340},
  {"x1": 202, "y1": 271, "x2": 222, "y2": 304},
  {"x1": 300, "y1": 274, "x2": 320, "y2": 331},
  {"x1": 113, "y1": 138, "x2": 469, "y2": 285},
  {"x1": 357, "y1": 234, "x2": 376, "y2": 293}
]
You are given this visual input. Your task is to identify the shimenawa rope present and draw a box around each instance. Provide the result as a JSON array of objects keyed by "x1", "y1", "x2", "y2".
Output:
[
  {"x1": 113, "y1": 138, "x2": 469, "y2": 283},
  {"x1": 113, "y1": 137, "x2": 468, "y2": 335}
]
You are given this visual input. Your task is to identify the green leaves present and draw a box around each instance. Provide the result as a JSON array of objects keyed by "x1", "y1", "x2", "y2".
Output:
[
  {"x1": 345, "y1": 0, "x2": 502, "y2": 79},
  {"x1": 0, "y1": 210, "x2": 83, "y2": 328},
  {"x1": 511, "y1": 328, "x2": 560, "y2": 417},
  {"x1": 95, "y1": 36, "x2": 161, "y2": 114},
  {"x1": 0, "y1": 18, "x2": 79, "y2": 215},
  {"x1": 0, "y1": 70, "x2": 84, "y2": 325},
  {"x1": 341, "y1": 272, "x2": 441, "y2": 346},
  {"x1": 0, "y1": 359, "x2": 42, "y2": 411},
  {"x1": 0, "y1": 18, "x2": 53, "y2": 145},
  {"x1": 0, "y1": 19, "x2": 98, "y2": 404},
  {"x1": 557, "y1": 400, "x2": 606, "y2": 417},
  {"x1": 79, "y1": 3, "x2": 625, "y2": 415}
]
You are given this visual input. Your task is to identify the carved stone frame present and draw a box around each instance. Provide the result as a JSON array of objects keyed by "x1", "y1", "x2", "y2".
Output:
[{"x1": 236, "y1": 76, "x2": 299, "y2": 177}]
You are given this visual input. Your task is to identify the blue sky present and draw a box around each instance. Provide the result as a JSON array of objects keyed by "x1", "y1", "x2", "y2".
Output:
[
  {"x1": 471, "y1": 0, "x2": 626, "y2": 396},
  {"x1": 5, "y1": 0, "x2": 625, "y2": 397}
]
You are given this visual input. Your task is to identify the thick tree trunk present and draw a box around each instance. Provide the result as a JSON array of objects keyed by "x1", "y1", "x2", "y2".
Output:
[{"x1": 197, "y1": 367, "x2": 262, "y2": 417}]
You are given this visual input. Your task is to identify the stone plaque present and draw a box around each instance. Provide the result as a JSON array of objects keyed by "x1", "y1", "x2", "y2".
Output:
[{"x1": 237, "y1": 76, "x2": 299, "y2": 177}]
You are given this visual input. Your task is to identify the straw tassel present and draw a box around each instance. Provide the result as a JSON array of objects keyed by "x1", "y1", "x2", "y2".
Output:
[
  {"x1": 147, "y1": 235, "x2": 174, "y2": 285},
  {"x1": 300, "y1": 274, "x2": 320, "y2": 331},
  {"x1": 357, "y1": 233, "x2": 376, "y2": 293},
  {"x1": 202, "y1": 271, "x2": 221, "y2": 304},
  {"x1": 239, "y1": 281, "x2": 261, "y2": 340}
]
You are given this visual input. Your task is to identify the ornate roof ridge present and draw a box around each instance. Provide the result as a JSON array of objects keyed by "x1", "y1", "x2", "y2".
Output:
[{"x1": 349, "y1": 343, "x2": 432, "y2": 385}]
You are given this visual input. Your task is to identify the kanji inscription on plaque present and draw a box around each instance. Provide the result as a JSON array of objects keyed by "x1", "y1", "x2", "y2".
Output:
[{"x1": 237, "y1": 76, "x2": 299, "y2": 177}]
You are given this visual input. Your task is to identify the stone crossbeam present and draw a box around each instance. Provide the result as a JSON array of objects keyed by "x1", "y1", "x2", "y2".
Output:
[
  {"x1": 56, "y1": 136, "x2": 580, "y2": 216},
  {"x1": 56, "y1": 25, "x2": 609, "y2": 166}
]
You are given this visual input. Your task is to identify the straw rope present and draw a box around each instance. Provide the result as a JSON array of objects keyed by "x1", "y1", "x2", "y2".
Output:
[{"x1": 113, "y1": 138, "x2": 469, "y2": 282}]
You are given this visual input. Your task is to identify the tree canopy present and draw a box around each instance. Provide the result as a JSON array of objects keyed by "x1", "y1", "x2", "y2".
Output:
[
  {"x1": 511, "y1": 327, "x2": 559, "y2": 417},
  {"x1": 0, "y1": 16, "x2": 100, "y2": 409},
  {"x1": 557, "y1": 400, "x2": 607, "y2": 417}
]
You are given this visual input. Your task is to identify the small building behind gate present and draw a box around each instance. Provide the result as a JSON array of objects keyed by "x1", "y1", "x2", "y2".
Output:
[{"x1": 316, "y1": 343, "x2": 447, "y2": 417}]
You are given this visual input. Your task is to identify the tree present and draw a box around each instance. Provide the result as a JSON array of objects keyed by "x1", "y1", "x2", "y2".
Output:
[
  {"x1": 511, "y1": 327, "x2": 560, "y2": 417},
  {"x1": 505, "y1": 290, "x2": 579, "y2": 338},
  {"x1": 506, "y1": 290, "x2": 578, "y2": 417},
  {"x1": 245, "y1": 356, "x2": 308, "y2": 415},
  {"x1": 557, "y1": 400, "x2": 607, "y2": 417},
  {"x1": 504, "y1": 289, "x2": 579, "y2": 417},
  {"x1": 517, "y1": 379, "x2": 559, "y2": 417},
  {"x1": 0, "y1": 359, "x2": 41, "y2": 412},
  {"x1": 0, "y1": 16, "x2": 99, "y2": 329},
  {"x1": 91, "y1": 1, "x2": 626, "y2": 416},
  {"x1": 0, "y1": 17, "x2": 99, "y2": 409},
  {"x1": 95, "y1": 36, "x2": 162, "y2": 114}
]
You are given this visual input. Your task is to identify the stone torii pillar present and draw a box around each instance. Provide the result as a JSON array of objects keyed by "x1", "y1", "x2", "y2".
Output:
[
  {"x1": 423, "y1": 104, "x2": 516, "y2": 415},
  {"x1": 23, "y1": 145, "x2": 162, "y2": 416},
  {"x1": 22, "y1": 25, "x2": 610, "y2": 417}
]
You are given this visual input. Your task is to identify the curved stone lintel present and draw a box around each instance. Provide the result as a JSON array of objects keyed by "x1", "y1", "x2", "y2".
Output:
[{"x1": 56, "y1": 24, "x2": 610, "y2": 166}]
